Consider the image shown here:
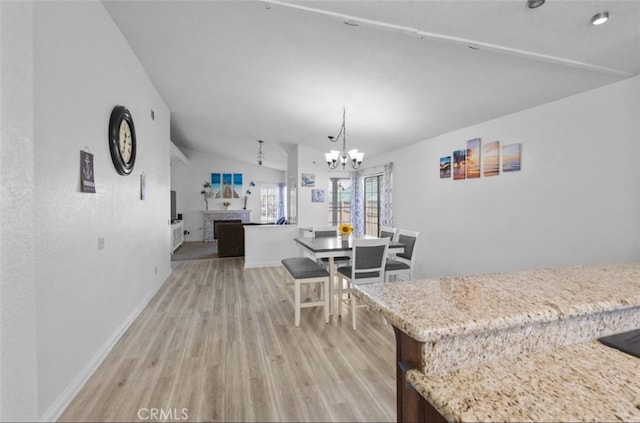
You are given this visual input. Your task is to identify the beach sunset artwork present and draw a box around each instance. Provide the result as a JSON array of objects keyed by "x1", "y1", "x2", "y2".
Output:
[
  {"x1": 440, "y1": 156, "x2": 451, "y2": 178},
  {"x1": 453, "y1": 149, "x2": 466, "y2": 180},
  {"x1": 483, "y1": 141, "x2": 500, "y2": 176},
  {"x1": 466, "y1": 138, "x2": 481, "y2": 178},
  {"x1": 502, "y1": 143, "x2": 522, "y2": 172}
]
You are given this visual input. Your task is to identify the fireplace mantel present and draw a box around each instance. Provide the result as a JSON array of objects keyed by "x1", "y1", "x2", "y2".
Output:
[{"x1": 202, "y1": 210, "x2": 251, "y2": 242}]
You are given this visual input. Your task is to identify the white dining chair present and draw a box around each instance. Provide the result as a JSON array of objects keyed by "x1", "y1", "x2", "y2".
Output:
[
  {"x1": 379, "y1": 226, "x2": 397, "y2": 240},
  {"x1": 337, "y1": 237, "x2": 389, "y2": 330},
  {"x1": 385, "y1": 229, "x2": 419, "y2": 282}
]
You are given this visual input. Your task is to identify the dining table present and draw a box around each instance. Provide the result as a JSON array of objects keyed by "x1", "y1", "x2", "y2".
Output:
[{"x1": 294, "y1": 234, "x2": 406, "y2": 321}]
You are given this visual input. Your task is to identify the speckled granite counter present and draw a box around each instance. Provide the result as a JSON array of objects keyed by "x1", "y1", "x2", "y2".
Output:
[
  {"x1": 407, "y1": 340, "x2": 640, "y2": 422},
  {"x1": 354, "y1": 262, "x2": 640, "y2": 375},
  {"x1": 352, "y1": 262, "x2": 640, "y2": 422}
]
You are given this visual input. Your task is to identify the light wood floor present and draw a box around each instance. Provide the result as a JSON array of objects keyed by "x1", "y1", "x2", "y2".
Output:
[{"x1": 59, "y1": 258, "x2": 396, "y2": 422}]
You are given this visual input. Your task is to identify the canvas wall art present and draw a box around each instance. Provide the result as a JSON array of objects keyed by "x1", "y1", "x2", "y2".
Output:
[
  {"x1": 466, "y1": 138, "x2": 481, "y2": 178},
  {"x1": 502, "y1": 143, "x2": 522, "y2": 172},
  {"x1": 211, "y1": 173, "x2": 221, "y2": 197},
  {"x1": 311, "y1": 189, "x2": 325, "y2": 203},
  {"x1": 301, "y1": 173, "x2": 315, "y2": 187},
  {"x1": 453, "y1": 149, "x2": 466, "y2": 180},
  {"x1": 222, "y1": 173, "x2": 233, "y2": 198},
  {"x1": 233, "y1": 173, "x2": 243, "y2": 198},
  {"x1": 483, "y1": 141, "x2": 500, "y2": 176},
  {"x1": 440, "y1": 156, "x2": 451, "y2": 178},
  {"x1": 211, "y1": 172, "x2": 244, "y2": 198}
]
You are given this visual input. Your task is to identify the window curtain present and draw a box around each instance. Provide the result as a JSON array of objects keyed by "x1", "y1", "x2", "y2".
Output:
[
  {"x1": 350, "y1": 170, "x2": 365, "y2": 235},
  {"x1": 277, "y1": 183, "x2": 285, "y2": 221},
  {"x1": 351, "y1": 162, "x2": 393, "y2": 235},
  {"x1": 380, "y1": 162, "x2": 393, "y2": 228}
]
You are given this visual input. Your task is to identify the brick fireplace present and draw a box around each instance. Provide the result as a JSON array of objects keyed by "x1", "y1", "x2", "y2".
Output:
[{"x1": 202, "y1": 210, "x2": 251, "y2": 242}]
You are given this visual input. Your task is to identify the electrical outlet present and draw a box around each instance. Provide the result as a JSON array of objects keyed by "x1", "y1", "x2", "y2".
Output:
[{"x1": 98, "y1": 237, "x2": 105, "y2": 250}]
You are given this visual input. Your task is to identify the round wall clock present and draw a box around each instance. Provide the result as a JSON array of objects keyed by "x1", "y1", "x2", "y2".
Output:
[{"x1": 108, "y1": 105, "x2": 137, "y2": 175}]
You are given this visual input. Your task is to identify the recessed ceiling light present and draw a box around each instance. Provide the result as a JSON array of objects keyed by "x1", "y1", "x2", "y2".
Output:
[
  {"x1": 527, "y1": 0, "x2": 545, "y2": 9},
  {"x1": 591, "y1": 11, "x2": 609, "y2": 25}
]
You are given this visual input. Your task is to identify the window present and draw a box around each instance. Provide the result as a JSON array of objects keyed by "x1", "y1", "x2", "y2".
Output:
[
  {"x1": 364, "y1": 175, "x2": 381, "y2": 236},
  {"x1": 260, "y1": 186, "x2": 278, "y2": 223},
  {"x1": 328, "y1": 178, "x2": 351, "y2": 226}
]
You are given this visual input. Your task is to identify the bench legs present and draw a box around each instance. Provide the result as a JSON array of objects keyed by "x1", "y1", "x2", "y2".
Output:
[{"x1": 283, "y1": 267, "x2": 329, "y2": 327}]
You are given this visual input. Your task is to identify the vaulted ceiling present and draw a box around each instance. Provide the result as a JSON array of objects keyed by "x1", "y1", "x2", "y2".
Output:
[{"x1": 104, "y1": 0, "x2": 640, "y2": 170}]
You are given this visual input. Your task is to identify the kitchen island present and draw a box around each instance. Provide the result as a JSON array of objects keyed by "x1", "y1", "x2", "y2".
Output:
[{"x1": 352, "y1": 262, "x2": 640, "y2": 422}]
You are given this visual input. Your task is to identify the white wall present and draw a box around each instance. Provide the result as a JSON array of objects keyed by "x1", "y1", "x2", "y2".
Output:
[
  {"x1": 296, "y1": 144, "x2": 332, "y2": 228},
  {"x1": 368, "y1": 75, "x2": 640, "y2": 278},
  {"x1": 244, "y1": 225, "x2": 300, "y2": 268},
  {"x1": 0, "y1": 1, "x2": 39, "y2": 421},
  {"x1": 32, "y1": 1, "x2": 172, "y2": 419},
  {"x1": 170, "y1": 147, "x2": 285, "y2": 241}
]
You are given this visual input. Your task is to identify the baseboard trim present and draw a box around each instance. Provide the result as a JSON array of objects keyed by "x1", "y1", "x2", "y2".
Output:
[
  {"x1": 244, "y1": 261, "x2": 281, "y2": 269},
  {"x1": 39, "y1": 277, "x2": 167, "y2": 422}
]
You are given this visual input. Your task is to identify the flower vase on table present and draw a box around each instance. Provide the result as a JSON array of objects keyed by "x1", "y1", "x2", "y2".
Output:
[{"x1": 339, "y1": 223, "x2": 353, "y2": 245}]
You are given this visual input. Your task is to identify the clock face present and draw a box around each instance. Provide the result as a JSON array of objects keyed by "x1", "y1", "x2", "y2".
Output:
[
  {"x1": 119, "y1": 120, "x2": 133, "y2": 163},
  {"x1": 108, "y1": 106, "x2": 137, "y2": 175}
]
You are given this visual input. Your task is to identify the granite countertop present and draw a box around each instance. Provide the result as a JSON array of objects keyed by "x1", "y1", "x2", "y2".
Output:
[
  {"x1": 407, "y1": 340, "x2": 640, "y2": 422},
  {"x1": 353, "y1": 262, "x2": 640, "y2": 375},
  {"x1": 354, "y1": 262, "x2": 640, "y2": 343}
]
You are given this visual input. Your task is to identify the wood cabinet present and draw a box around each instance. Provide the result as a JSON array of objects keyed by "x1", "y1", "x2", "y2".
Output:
[{"x1": 394, "y1": 326, "x2": 447, "y2": 423}]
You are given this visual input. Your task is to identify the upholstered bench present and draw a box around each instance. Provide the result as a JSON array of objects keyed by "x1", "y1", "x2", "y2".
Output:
[{"x1": 281, "y1": 257, "x2": 330, "y2": 327}]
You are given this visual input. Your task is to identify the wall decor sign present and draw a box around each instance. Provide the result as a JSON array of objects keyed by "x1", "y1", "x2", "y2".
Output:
[
  {"x1": 140, "y1": 172, "x2": 147, "y2": 200},
  {"x1": 466, "y1": 138, "x2": 481, "y2": 178},
  {"x1": 502, "y1": 143, "x2": 522, "y2": 172},
  {"x1": 80, "y1": 150, "x2": 96, "y2": 193},
  {"x1": 211, "y1": 172, "x2": 244, "y2": 198},
  {"x1": 311, "y1": 189, "x2": 325, "y2": 203},
  {"x1": 440, "y1": 156, "x2": 451, "y2": 178},
  {"x1": 301, "y1": 173, "x2": 315, "y2": 187},
  {"x1": 483, "y1": 141, "x2": 500, "y2": 176},
  {"x1": 453, "y1": 149, "x2": 466, "y2": 180}
]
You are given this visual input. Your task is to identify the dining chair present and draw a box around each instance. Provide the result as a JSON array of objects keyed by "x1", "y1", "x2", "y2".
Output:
[
  {"x1": 314, "y1": 227, "x2": 339, "y2": 238},
  {"x1": 379, "y1": 226, "x2": 397, "y2": 240},
  {"x1": 337, "y1": 237, "x2": 389, "y2": 330},
  {"x1": 385, "y1": 229, "x2": 419, "y2": 282},
  {"x1": 314, "y1": 227, "x2": 351, "y2": 269}
]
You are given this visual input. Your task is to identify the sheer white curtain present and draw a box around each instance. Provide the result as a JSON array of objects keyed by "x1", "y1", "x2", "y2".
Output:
[
  {"x1": 350, "y1": 170, "x2": 365, "y2": 235},
  {"x1": 380, "y1": 162, "x2": 393, "y2": 228},
  {"x1": 350, "y1": 162, "x2": 393, "y2": 236},
  {"x1": 277, "y1": 183, "x2": 286, "y2": 222}
]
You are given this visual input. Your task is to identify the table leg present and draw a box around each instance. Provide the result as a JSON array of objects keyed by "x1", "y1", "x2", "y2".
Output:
[{"x1": 329, "y1": 257, "x2": 340, "y2": 322}]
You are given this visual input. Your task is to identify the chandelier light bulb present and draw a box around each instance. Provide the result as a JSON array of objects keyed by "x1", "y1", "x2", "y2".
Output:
[{"x1": 591, "y1": 11, "x2": 609, "y2": 25}]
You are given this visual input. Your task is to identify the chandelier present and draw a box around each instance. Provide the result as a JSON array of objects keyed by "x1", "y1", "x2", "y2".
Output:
[
  {"x1": 257, "y1": 140, "x2": 264, "y2": 166},
  {"x1": 324, "y1": 108, "x2": 364, "y2": 170}
]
